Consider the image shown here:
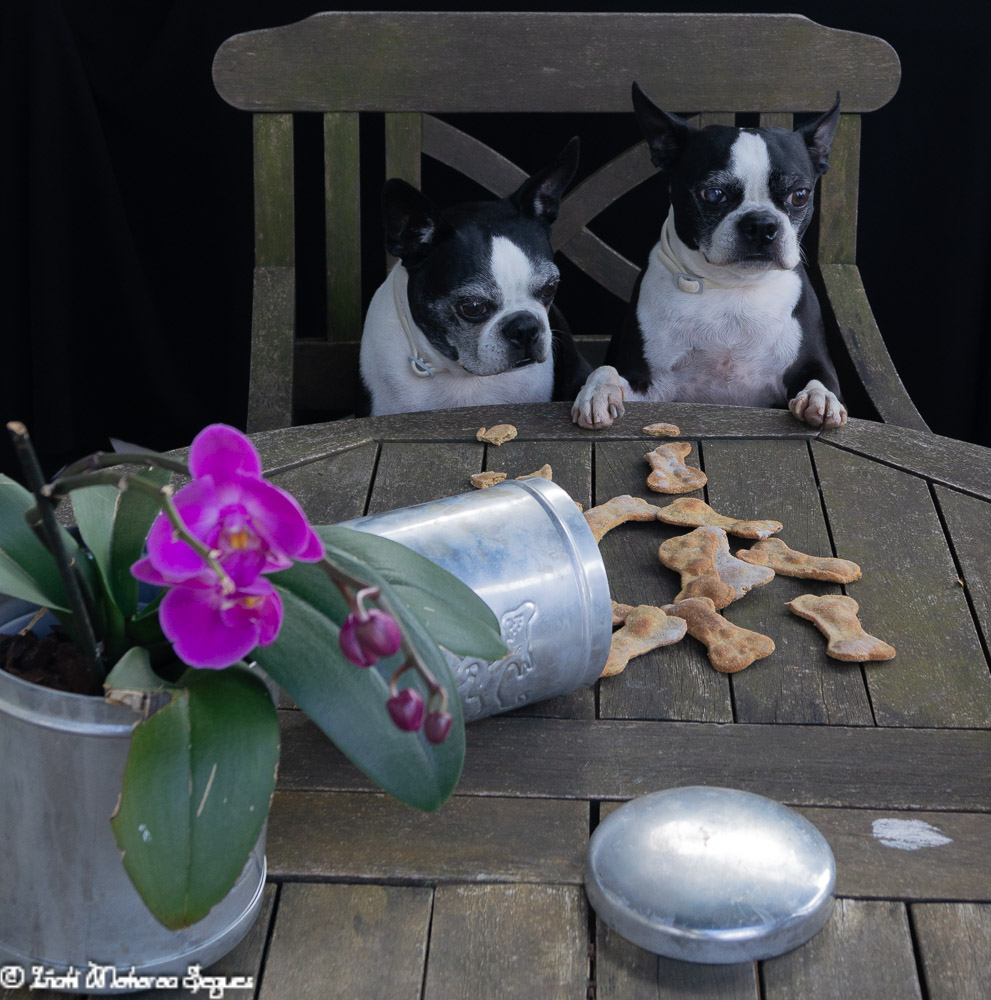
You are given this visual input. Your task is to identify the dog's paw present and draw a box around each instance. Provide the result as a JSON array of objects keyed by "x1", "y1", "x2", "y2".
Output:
[
  {"x1": 789, "y1": 380, "x2": 848, "y2": 428},
  {"x1": 572, "y1": 367, "x2": 628, "y2": 429}
]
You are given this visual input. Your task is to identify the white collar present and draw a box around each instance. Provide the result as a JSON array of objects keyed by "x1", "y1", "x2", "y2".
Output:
[
  {"x1": 390, "y1": 264, "x2": 444, "y2": 378},
  {"x1": 653, "y1": 209, "x2": 733, "y2": 294}
]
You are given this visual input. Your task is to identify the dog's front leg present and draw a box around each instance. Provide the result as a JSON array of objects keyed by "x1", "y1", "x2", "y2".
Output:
[
  {"x1": 788, "y1": 379, "x2": 848, "y2": 428},
  {"x1": 571, "y1": 366, "x2": 631, "y2": 429}
]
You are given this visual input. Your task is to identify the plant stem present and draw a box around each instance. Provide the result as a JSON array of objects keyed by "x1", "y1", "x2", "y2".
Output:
[
  {"x1": 6, "y1": 422, "x2": 104, "y2": 681},
  {"x1": 58, "y1": 451, "x2": 190, "y2": 479}
]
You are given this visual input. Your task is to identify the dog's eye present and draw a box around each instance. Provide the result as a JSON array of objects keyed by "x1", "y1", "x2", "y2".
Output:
[
  {"x1": 457, "y1": 298, "x2": 490, "y2": 320},
  {"x1": 700, "y1": 187, "x2": 727, "y2": 205},
  {"x1": 538, "y1": 278, "x2": 559, "y2": 301},
  {"x1": 787, "y1": 188, "x2": 811, "y2": 207}
]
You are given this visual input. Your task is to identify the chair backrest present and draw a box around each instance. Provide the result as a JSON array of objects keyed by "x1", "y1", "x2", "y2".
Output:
[{"x1": 214, "y1": 12, "x2": 911, "y2": 432}]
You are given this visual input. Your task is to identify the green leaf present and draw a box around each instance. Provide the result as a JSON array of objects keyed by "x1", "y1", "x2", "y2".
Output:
[
  {"x1": 110, "y1": 666, "x2": 279, "y2": 930},
  {"x1": 0, "y1": 473, "x2": 82, "y2": 610},
  {"x1": 317, "y1": 526, "x2": 508, "y2": 659},
  {"x1": 253, "y1": 584, "x2": 465, "y2": 811},
  {"x1": 72, "y1": 466, "x2": 171, "y2": 619}
]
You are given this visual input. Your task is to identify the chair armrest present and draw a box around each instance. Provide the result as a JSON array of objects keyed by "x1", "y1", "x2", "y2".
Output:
[{"x1": 819, "y1": 263, "x2": 929, "y2": 432}]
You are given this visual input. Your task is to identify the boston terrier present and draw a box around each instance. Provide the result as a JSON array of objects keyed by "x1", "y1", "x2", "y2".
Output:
[
  {"x1": 359, "y1": 138, "x2": 591, "y2": 416},
  {"x1": 572, "y1": 84, "x2": 847, "y2": 430}
]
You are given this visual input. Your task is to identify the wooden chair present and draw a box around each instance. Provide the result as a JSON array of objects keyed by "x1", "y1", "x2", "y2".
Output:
[{"x1": 212, "y1": 11, "x2": 927, "y2": 433}]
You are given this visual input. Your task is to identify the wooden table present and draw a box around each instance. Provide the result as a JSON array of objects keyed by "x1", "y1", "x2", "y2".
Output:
[{"x1": 180, "y1": 403, "x2": 991, "y2": 999}]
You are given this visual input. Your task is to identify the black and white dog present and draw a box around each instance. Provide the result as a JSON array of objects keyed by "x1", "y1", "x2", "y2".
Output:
[
  {"x1": 359, "y1": 139, "x2": 590, "y2": 416},
  {"x1": 572, "y1": 85, "x2": 847, "y2": 430}
]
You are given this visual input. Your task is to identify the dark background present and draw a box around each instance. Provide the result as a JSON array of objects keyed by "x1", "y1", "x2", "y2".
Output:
[{"x1": 3, "y1": 1, "x2": 989, "y2": 479}]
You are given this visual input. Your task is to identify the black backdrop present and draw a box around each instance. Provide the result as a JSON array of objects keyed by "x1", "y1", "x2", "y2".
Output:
[{"x1": 3, "y1": 1, "x2": 989, "y2": 479}]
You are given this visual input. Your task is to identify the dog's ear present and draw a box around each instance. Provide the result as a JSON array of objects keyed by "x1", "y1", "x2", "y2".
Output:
[
  {"x1": 632, "y1": 82, "x2": 695, "y2": 171},
  {"x1": 796, "y1": 93, "x2": 841, "y2": 175},
  {"x1": 510, "y1": 137, "x2": 580, "y2": 225},
  {"x1": 382, "y1": 179, "x2": 451, "y2": 264}
]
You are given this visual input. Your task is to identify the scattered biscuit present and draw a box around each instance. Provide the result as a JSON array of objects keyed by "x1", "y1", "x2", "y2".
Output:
[
  {"x1": 584, "y1": 494, "x2": 663, "y2": 543},
  {"x1": 470, "y1": 470, "x2": 507, "y2": 489},
  {"x1": 642, "y1": 422, "x2": 681, "y2": 438},
  {"x1": 656, "y1": 497, "x2": 783, "y2": 540},
  {"x1": 476, "y1": 424, "x2": 518, "y2": 446},
  {"x1": 644, "y1": 442, "x2": 707, "y2": 494},
  {"x1": 659, "y1": 526, "x2": 774, "y2": 609},
  {"x1": 738, "y1": 538, "x2": 861, "y2": 583},
  {"x1": 516, "y1": 464, "x2": 552, "y2": 481},
  {"x1": 786, "y1": 594, "x2": 895, "y2": 661},
  {"x1": 662, "y1": 596, "x2": 775, "y2": 673},
  {"x1": 601, "y1": 605, "x2": 688, "y2": 677},
  {"x1": 611, "y1": 600, "x2": 635, "y2": 626}
]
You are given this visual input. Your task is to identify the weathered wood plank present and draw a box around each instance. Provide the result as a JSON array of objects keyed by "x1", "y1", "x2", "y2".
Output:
[
  {"x1": 277, "y1": 712, "x2": 991, "y2": 812},
  {"x1": 215, "y1": 14, "x2": 899, "y2": 114},
  {"x1": 366, "y1": 441, "x2": 483, "y2": 512},
  {"x1": 253, "y1": 113, "x2": 294, "y2": 268},
  {"x1": 759, "y1": 112, "x2": 793, "y2": 129},
  {"x1": 819, "y1": 265, "x2": 929, "y2": 431},
  {"x1": 323, "y1": 112, "x2": 362, "y2": 343},
  {"x1": 823, "y1": 416, "x2": 991, "y2": 498},
  {"x1": 701, "y1": 438, "x2": 873, "y2": 725},
  {"x1": 424, "y1": 884, "x2": 588, "y2": 1000},
  {"x1": 596, "y1": 919, "x2": 759, "y2": 999},
  {"x1": 247, "y1": 266, "x2": 295, "y2": 433},
  {"x1": 259, "y1": 883, "x2": 431, "y2": 1000},
  {"x1": 593, "y1": 439, "x2": 733, "y2": 723},
  {"x1": 812, "y1": 440, "x2": 991, "y2": 727},
  {"x1": 911, "y1": 903, "x2": 991, "y2": 1000},
  {"x1": 246, "y1": 402, "x2": 819, "y2": 474},
  {"x1": 935, "y1": 485, "x2": 991, "y2": 652},
  {"x1": 762, "y1": 899, "x2": 922, "y2": 999},
  {"x1": 796, "y1": 808, "x2": 991, "y2": 902},
  {"x1": 817, "y1": 114, "x2": 859, "y2": 266},
  {"x1": 266, "y1": 791, "x2": 588, "y2": 883},
  {"x1": 267, "y1": 441, "x2": 378, "y2": 523}
]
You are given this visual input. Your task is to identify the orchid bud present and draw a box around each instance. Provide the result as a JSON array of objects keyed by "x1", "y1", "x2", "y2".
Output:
[
  {"x1": 424, "y1": 710, "x2": 453, "y2": 745},
  {"x1": 387, "y1": 688, "x2": 425, "y2": 732},
  {"x1": 339, "y1": 608, "x2": 402, "y2": 667}
]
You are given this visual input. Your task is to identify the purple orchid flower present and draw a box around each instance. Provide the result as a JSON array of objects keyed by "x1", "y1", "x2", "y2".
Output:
[
  {"x1": 131, "y1": 424, "x2": 323, "y2": 669},
  {"x1": 132, "y1": 554, "x2": 283, "y2": 669},
  {"x1": 143, "y1": 424, "x2": 323, "y2": 583}
]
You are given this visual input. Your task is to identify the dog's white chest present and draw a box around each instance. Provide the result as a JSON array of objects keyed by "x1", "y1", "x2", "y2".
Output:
[{"x1": 637, "y1": 256, "x2": 804, "y2": 407}]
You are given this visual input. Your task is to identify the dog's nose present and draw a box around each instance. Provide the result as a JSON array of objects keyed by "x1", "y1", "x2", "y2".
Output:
[
  {"x1": 738, "y1": 212, "x2": 779, "y2": 245},
  {"x1": 500, "y1": 312, "x2": 541, "y2": 351}
]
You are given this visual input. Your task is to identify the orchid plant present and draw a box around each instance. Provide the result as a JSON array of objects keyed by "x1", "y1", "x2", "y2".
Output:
[{"x1": 0, "y1": 421, "x2": 507, "y2": 930}]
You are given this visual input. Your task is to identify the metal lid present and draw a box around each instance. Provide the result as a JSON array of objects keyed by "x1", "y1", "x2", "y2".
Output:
[{"x1": 585, "y1": 786, "x2": 836, "y2": 963}]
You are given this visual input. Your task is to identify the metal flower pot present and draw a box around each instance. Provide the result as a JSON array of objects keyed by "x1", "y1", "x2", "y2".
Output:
[
  {"x1": 0, "y1": 604, "x2": 267, "y2": 994},
  {"x1": 339, "y1": 478, "x2": 613, "y2": 721}
]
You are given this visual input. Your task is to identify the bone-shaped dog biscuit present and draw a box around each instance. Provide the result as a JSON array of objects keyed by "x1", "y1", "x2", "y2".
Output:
[
  {"x1": 738, "y1": 538, "x2": 862, "y2": 583},
  {"x1": 662, "y1": 597, "x2": 775, "y2": 673},
  {"x1": 611, "y1": 600, "x2": 635, "y2": 626},
  {"x1": 642, "y1": 422, "x2": 681, "y2": 438},
  {"x1": 585, "y1": 494, "x2": 663, "y2": 543},
  {"x1": 659, "y1": 526, "x2": 774, "y2": 608},
  {"x1": 601, "y1": 604, "x2": 687, "y2": 677},
  {"x1": 656, "y1": 497, "x2": 783, "y2": 539},
  {"x1": 644, "y1": 442, "x2": 707, "y2": 494},
  {"x1": 516, "y1": 464, "x2": 552, "y2": 481},
  {"x1": 470, "y1": 471, "x2": 507, "y2": 489},
  {"x1": 476, "y1": 424, "x2": 517, "y2": 445},
  {"x1": 786, "y1": 594, "x2": 895, "y2": 661}
]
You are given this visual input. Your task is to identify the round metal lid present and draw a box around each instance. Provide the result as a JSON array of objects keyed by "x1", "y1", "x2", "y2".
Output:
[{"x1": 585, "y1": 786, "x2": 836, "y2": 964}]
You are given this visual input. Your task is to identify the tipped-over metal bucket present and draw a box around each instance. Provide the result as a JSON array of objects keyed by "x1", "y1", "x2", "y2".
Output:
[{"x1": 339, "y1": 478, "x2": 612, "y2": 721}]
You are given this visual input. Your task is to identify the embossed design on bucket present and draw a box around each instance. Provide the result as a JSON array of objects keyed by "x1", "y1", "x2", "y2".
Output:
[{"x1": 339, "y1": 479, "x2": 612, "y2": 721}]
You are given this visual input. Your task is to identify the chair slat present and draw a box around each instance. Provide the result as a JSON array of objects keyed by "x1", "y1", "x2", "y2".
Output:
[
  {"x1": 214, "y1": 13, "x2": 899, "y2": 114},
  {"x1": 818, "y1": 114, "x2": 861, "y2": 266},
  {"x1": 422, "y1": 115, "x2": 523, "y2": 198},
  {"x1": 324, "y1": 112, "x2": 362, "y2": 344}
]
